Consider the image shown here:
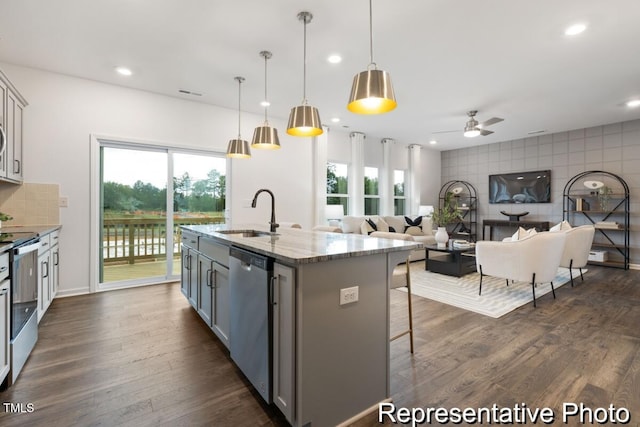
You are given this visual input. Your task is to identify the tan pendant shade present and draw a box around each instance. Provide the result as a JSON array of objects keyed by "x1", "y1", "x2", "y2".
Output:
[
  {"x1": 251, "y1": 125, "x2": 281, "y2": 149},
  {"x1": 287, "y1": 104, "x2": 323, "y2": 137},
  {"x1": 348, "y1": 0, "x2": 397, "y2": 115},
  {"x1": 347, "y1": 69, "x2": 396, "y2": 114},
  {"x1": 226, "y1": 76, "x2": 251, "y2": 158},
  {"x1": 226, "y1": 138, "x2": 251, "y2": 158},
  {"x1": 252, "y1": 50, "x2": 281, "y2": 149},
  {"x1": 287, "y1": 11, "x2": 323, "y2": 138}
]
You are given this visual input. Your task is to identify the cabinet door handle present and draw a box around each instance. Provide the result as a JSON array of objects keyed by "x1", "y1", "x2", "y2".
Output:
[
  {"x1": 54, "y1": 252, "x2": 59, "y2": 266},
  {"x1": 0, "y1": 125, "x2": 5, "y2": 156},
  {"x1": 42, "y1": 260, "x2": 49, "y2": 278},
  {"x1": 0, "y1": 289, "x2": 7, "y2": 296},
  {"x1": 13, "y1": 159, "x2": 20, "y2": 174},
  {"x1": 270, "y1": 276, "x2": 277, "y2": 306},
  {"x1": 206, "y1": 268, "x2": 212, "y2": 288},
  {"x1": 0, "y1": 266, "x2": 7, "y2": 273}
]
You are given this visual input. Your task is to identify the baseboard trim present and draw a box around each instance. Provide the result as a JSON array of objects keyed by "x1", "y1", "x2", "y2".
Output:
[{"x1": 336, "y1": 398, "x2": 393, "y2": 427}]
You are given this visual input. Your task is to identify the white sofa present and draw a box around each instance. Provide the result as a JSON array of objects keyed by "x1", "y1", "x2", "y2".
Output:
[{"x1": 340, "y1": 215, "x2": 436, "y2": 261}]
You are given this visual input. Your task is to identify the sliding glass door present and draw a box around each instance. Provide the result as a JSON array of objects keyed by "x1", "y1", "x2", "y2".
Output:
[{"x1": 99, "y1": 143, "x2": 226, "y2": 288}]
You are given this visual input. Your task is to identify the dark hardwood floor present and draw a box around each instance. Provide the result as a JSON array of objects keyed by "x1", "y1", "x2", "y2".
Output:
[{"x1": 1, "y1": 266, "x2": 639, "y2": 426}]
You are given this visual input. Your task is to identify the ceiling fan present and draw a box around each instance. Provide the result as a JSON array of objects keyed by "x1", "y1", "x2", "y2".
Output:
[
  {"x1": 432, "y1": 110, "x2": 504, "y2": 138},
  {"x1": 463, "y1": 110, "x2": 503, "y2": 137}
]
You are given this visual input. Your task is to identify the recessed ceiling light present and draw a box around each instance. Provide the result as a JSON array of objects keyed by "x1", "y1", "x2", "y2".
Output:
[
  {"x1": 327, "y1": 55, "x2": 342, "y2": 64},
  {"x1": 429, "y1": 140, "x2": 437, "y2": 145},
  {"x1": 115, "y1": 66, "x2": 133, "y2": 76},
  {"x1": 626, "y1": 99, "x2": 640, "y2": 108},
  {"x1": 331, "y1": 117, "x2": 341, "y2": 123},
  {"x1": 565, "y1": 23, "x2": 587, "y2": 36},
  {"x1": 260, "y1": 100, "x2": 271, "y2": 107}
]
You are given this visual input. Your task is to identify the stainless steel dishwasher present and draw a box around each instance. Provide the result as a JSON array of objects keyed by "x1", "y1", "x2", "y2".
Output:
[{"x1": 229, "y1": 246, "x2": 274, "y2": 403}]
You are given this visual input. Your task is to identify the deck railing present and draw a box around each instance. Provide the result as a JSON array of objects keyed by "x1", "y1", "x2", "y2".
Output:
[{"x1": 102, "y1": 217, "x2": 223, "y2": 265}]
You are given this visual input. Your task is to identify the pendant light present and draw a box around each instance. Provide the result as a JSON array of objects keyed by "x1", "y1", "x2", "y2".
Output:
[
  {"x1": 251, "y1": 51, "x2": 281, "y2": 149},
  {"x1": 347, "y1": 0, "x2": 397, "y2": 114},
  {"x1": 226, "y1": 76, "x2": 251, "y2": 158},
  {"x1": 287, "y1": 11, "x2": 323, "y2": 137}
]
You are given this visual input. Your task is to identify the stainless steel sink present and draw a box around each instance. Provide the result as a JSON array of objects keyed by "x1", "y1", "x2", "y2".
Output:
[{"x1": 217, "y1": 229, "x2": 275, "y2": 238}]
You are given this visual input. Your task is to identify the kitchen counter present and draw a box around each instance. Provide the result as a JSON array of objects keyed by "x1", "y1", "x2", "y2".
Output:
[
  {"x1": 181, "y1": 224, "x2": 421, "y2": 264},
  {"x1": 0, "y1": 225, "x2": 61, "y2": 236},
  {"x1": 180, "y1": 223, "x2": 420, "y2": 426}
]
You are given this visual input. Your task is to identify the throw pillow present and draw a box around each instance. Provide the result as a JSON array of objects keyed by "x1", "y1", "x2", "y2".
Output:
[
  {"x1": 511, "y1": 227, "x2": 526, "y2": 241},
  {"x1": 421, "y1": 216, "x2": 434, "y2": 235},
  {"x1": 550, "y1": 220, "x2": 573, "y2": 232},
  {"x1": 360, "y1": 219, "x2": 376, "y2": 235},
  {"x1": 376, "y1": 217, "x2": 390, "y2": 232},
  {"x1": 404, "y1": 216, "x2": 423, "y2": 235},
  {"x1": 511, "y1": 227, "x2": 538, "y2": 241},
  {"x1": 383, "y1": 216, "x2": 405, "y2": 233}
]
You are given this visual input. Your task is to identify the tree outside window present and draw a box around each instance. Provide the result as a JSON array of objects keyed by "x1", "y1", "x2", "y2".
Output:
[
  {"x1": 394, "y1": 170, "x2": 406, "y2": 215},
  {"x1": 364, "y1": 167, "x2": 379, "y2": 215},
  {"x1": 327, "y1": 162, "x2": 349, "y2": 214}
]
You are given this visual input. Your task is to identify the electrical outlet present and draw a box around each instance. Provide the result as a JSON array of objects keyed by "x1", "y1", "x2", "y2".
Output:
[
  {"x1": 339, "y1": 286, "x2": 359, "y2": 305},
  {"x1": 59, "y1": 197, "x2": 69, "y2": 207}
]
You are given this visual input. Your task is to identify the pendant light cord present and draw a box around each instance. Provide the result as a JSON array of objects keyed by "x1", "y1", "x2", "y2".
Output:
[
  {"x1": 303, "y1": 16, "x2": 308, "y2": 104},
  {"x1": 237, "y1": 77, "x2": 242, "y2": 138},
  {"x1": 368, "y1": 0, "x2": 376, "y2": 69},
  {"x1": 264, "y1": 54, "x2": 269, "y2": 122}
]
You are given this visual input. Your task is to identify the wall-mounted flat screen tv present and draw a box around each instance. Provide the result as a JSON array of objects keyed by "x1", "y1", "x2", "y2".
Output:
[{"x1": 489, "y1": 170, "x2": 551, "y2": 204}]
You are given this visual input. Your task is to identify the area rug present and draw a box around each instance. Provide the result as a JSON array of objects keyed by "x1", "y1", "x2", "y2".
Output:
[{"x1": 401, "y1": 264, "x2": 585, "y2": 318}]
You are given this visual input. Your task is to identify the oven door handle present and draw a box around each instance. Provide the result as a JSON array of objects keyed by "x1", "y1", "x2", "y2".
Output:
[{"x1": 14, "y1": 241, "x2": 41, "y2": 255}]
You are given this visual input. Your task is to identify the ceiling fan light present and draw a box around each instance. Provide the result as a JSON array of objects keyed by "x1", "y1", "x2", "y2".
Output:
[
  {"x1": 251, "y1": 125, "x2": 281, "y2": 149},
  {"x1": 464, "y1": 129, "x2": 480, "y2": 138},
  {"x1": 287, "y1": 104, "x2": 323, "y2": 136},
  {"x1": 347, "y1": 69, "x2": 397, "y2": 114},
  {"x1": 226, "y1": 138, "x2": 251, "y2": 158}
]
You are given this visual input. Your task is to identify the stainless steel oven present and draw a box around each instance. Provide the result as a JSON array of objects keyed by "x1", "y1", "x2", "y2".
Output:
[{"x1": 0, "y1": 232, "x2": 40, "y2": 387}]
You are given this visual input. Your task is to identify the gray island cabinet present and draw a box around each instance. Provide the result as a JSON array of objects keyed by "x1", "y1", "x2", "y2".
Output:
[{"x1": 180, "y1": 224, "x2": 420, "y2": 426}]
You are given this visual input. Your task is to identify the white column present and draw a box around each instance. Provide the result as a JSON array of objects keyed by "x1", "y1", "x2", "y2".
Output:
[
  {"x1": 408, "y1": 144, "x2": 422, "y2": 216},
  {"x1": 381, "y1": 138, "x2": 394, "y2": 216},
  {"x1": 312, "y1": 126, "x2": 329, "y2": 225},
  {"x1": 349, "y1": 132, "x2": 365, "y2": 215}
]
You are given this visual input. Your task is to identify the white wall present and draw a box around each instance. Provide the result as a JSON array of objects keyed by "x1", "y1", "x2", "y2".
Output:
[{"x1": 0, "y1": 62, "x2": 325, "y2": 295}]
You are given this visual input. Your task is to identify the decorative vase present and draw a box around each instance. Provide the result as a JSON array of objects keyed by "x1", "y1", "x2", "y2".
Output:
[{"x1": 435, "y1": 227, "x2": 449, "y2": 248}]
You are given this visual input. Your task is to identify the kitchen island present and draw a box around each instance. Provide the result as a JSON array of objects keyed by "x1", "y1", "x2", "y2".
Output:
[{"x1": 180, "y1": 224, "x2": 421, "y2": 426}]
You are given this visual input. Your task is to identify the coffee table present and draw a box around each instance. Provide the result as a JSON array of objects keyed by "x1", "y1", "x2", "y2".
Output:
[{"x1": 424, "y1": 244, "x2": 476, "y2": 277}]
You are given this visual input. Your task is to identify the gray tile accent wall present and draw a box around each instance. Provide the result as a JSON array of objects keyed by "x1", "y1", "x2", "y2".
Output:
[{"x1": 441, "y1": 119, "x2": 640, "y2": 266}]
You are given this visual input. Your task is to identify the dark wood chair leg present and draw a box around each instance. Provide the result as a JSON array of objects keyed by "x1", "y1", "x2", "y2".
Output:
[
  {"x1": 531, "y1": 272, "x2": 537, "y2": 308},
  {"x1": 580, "y1": 268, "x2": 584, "y2": 281},
  {"x1": 569, "y1": 259, "x2": 574, "y2": 287},
  {"x1": 551, "y1": 281, "x2": 556, "y2": 299},
  {"x1": 479, "y1": 265, "x2": 483, "y2": 295}
]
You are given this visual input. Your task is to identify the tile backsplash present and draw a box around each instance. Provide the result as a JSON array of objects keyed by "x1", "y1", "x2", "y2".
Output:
[{"x1": 0, "y1": 182, "x2": 60, "y2": 225}]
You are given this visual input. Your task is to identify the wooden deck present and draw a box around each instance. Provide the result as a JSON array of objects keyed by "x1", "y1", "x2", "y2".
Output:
[{"x1": 103, "y1": 259, "x2": 181, "y2": 283}]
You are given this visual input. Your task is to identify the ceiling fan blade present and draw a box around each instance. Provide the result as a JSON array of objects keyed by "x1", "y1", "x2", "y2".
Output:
[
  {"x1": 431, "y1": 129, "x2": 458, "y2": 134},
  {"x1": 479, "y1": 128, "x2": 494, "y2": 136},
  {"x1": 479, "y1": 117, "x2": 504, "y2": 127}
]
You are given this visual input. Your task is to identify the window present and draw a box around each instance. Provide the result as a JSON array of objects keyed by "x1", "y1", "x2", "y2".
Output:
[
  {"x1": 99, "y1": 143, "x2": 225, "y2": 288},
  {"x1": 394, "y1": 170, "x2": 406, "y2": 215},
  {"x1": 364, "y1": 166, "x2": 379, "y2": 215},
  {"x1": 327, "y1": 162, "x2": 349, "y2": 214}
]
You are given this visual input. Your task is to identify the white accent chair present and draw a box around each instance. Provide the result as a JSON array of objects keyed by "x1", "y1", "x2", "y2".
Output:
[
  {"x1": 312, "y1": 225, "x2": 342, "y2": 233},
  {"x1": 370, "y1": 231, "x2": 414, "y2": 353},
  {"x1": 557, "y1": 225, "x2": 595, "y2": 287},
  {"x1": 475, "y1": 231, "x2": 567, "y2": 308}
]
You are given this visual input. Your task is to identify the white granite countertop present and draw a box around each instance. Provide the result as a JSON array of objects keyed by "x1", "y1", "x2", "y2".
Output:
[{"x1": 182, "y1": 224, "x2": 422, "y2": 265}]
